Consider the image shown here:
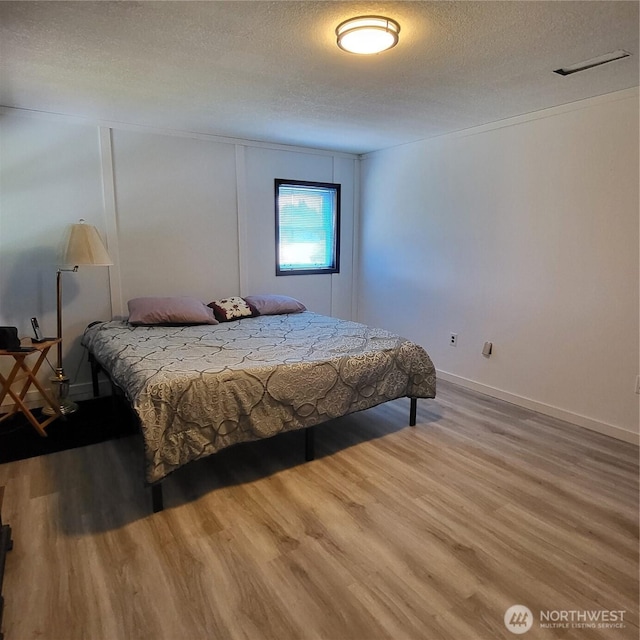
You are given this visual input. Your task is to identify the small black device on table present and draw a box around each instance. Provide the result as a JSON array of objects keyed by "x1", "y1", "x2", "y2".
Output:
[{"x1": 30, "y1": 317, "x2": 55, "y2": 343}]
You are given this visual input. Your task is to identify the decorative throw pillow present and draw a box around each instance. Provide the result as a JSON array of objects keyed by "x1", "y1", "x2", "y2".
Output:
[
  {"x1": 127, "y1": 297, "x2": 218, "y2": 325},
  {"x1": 208, "y1": 296, "x2": 257, "y2": 322},
  {"x1": 243, "y1": 294, "x2": 306, "y2": 316}
]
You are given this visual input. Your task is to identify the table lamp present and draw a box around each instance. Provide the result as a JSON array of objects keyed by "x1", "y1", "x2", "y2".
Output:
[{"x1": 42, "y1": 219, "x2": 113, "y2": 416}]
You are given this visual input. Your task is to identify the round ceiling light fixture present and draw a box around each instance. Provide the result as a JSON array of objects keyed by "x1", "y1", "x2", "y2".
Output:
[{"x1": 336, "y1": 15, "x2": 400, "y2": 55}]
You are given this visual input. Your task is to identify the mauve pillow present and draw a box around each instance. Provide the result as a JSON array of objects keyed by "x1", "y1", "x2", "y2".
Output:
[
  {"x1": 243, "y1": 294, "x2": 306, "y2": 315},
  {"x1": 128, "y1": 297, "x2": 218, "y2": 325}
]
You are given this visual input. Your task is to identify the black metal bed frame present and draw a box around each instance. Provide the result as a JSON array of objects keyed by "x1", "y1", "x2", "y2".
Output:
[{"x1": 89, "y1": 352, "x2": 418, "y2": 513}]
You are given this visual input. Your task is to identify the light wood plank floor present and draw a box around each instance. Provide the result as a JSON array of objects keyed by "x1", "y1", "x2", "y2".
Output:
[{"x1": 0, "y1": 380, "x2": 637, "y2": 640}]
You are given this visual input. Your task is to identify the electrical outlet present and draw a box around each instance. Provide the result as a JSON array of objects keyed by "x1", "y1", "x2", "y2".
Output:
[
  {"x1": 635, "y1": 375, "x2": 640, "y2": 395},
  {"x1": 449, "y1": 333, "x2": 458, "y2": 347}
]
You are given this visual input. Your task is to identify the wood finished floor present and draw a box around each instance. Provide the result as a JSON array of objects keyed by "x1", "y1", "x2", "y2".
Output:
[{"x1": 0, "y1": 380, "x2": 637, "y2": 640}]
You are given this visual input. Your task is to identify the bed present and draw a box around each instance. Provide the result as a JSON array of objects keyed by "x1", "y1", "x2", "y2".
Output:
[{"x1": 82, "y1": 307, "x2": 436, "y2": 511}]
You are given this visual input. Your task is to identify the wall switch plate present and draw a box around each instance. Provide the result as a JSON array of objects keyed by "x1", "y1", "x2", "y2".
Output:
[
  {"x1": 449, "y1": 333, "x2": 458, "y2": 347},
  {"x1": 482, "y1": 341, "x2": 493, "y2": 357},
  {"x1": 635, "y1": 375, "x2": 640, "y2": 395}
]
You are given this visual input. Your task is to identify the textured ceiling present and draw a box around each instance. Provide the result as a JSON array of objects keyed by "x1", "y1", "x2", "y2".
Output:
[{"x1": 0, "y1": 1, "x2": 638, "y2": 154}]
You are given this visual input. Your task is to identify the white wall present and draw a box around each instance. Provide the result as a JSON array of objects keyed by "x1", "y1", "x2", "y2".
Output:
[
  {"x1": 110, "y1": 130, "x2": 240, "y2": 309},
  {"x1": 0, "y1": 116, "x2": 112, "y2": 389},
  {"x1": 2, "y1": 91, "x2": 637, "y2": 443},
  {"x1": 243, "y1": 147, "x2": 356, "y2": 318},
  {"x1": 358, "y1": 89, "x2": 639, "y2": 442},
  {"x1": 0, "y1": 111, "x2": 357, "y2": 404}
]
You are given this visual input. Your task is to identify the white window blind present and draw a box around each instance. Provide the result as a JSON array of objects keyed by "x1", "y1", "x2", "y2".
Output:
[{"x1": 276, "y1": 180, "x2": 340, "y2": 275}]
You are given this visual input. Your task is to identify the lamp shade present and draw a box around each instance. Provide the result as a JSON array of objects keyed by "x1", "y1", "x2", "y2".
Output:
[{"x1": 63, "y1": 219, "x2": 113, "y2": 267}]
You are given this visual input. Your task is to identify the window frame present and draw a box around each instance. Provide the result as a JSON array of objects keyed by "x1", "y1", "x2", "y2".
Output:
[{"x1": 274, "y1": 178, "x2": 341, "y2": 276}]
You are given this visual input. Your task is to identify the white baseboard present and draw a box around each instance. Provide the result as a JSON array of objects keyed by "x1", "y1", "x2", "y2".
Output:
[
  {"x1": 437, "y1": 370, "x2": 639, "y2": 446},
  {"x1": 5, "y1": 372, "x2": 637, "y2": 446}
]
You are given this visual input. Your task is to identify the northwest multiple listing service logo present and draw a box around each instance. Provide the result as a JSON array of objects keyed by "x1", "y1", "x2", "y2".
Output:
[
  {"x1": 504, "y1": 605, "x2": 534, "y2": 634},
  {"x1": 504, "y1": 605, "x2": 626, "y2": 634}
]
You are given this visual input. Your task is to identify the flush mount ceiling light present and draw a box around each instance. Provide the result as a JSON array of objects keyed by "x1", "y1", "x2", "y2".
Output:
[{"x1": 336, "y1": 16, "x2": 400, "y2": 55}]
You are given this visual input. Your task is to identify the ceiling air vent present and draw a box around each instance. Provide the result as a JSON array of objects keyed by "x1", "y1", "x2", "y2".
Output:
[{"x1": 554, "y1": 50, "x2": 631, "y2": 76}]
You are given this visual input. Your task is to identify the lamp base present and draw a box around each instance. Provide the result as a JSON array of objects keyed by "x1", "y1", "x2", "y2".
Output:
[{"x1": 42, "y1": 369, "x2": 78, "y2": 416}]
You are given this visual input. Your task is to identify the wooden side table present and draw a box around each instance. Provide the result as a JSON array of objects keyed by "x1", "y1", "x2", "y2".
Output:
[{"x1": 0, "y1": 338, "x2": 62, "y2": 437}]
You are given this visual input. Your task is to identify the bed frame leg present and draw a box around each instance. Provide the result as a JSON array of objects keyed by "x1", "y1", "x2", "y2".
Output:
[
  {"x1": 410, "y1": 397, "x2": 417, "y2": 426},
  {"x1": 151, "y1": 483, "x2": 164, "y2": 513},
  {"x1": 305, "y1": 426, "x2": 315, "y2": 461},
  {"x1": 89, "y1": 354, "x2": 100, "y2": 398}
]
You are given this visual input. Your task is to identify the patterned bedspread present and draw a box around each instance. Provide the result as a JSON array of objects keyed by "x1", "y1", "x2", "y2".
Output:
[{"x1": 82, "y1": 312, "x2": 436, "y2": 484}]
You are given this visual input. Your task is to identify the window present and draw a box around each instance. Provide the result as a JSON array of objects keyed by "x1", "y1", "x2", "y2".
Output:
[{"x1": 275, "y1": 179, "x2": 341, "y2": 276}]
